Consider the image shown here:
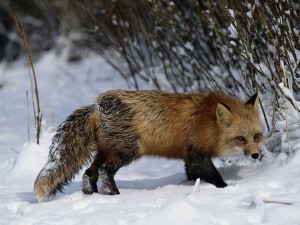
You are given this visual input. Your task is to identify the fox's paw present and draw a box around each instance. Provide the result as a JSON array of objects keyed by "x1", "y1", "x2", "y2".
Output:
[
  {"x1": 82, "y1": 174, "x2": 98, "y2": 194},
  {"x1": 102, "y1": 184, "x2": 120, "y2": 195},
  {"x1": 216, "y1": 181, "x2": 228, "y2": 188}
]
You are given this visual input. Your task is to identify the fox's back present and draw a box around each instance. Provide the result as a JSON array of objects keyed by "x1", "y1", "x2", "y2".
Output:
[
  {"x1": 97, "y1": 90, "x2": 263, "y2": 159},
  {"x1": 97, "y1": 90, "x2": 204, "y2": 158}
]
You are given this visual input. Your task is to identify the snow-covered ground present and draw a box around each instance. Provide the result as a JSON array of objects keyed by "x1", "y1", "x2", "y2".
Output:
[{"x1": 1, "y1": 52, "x2": 300, "y2": 225}]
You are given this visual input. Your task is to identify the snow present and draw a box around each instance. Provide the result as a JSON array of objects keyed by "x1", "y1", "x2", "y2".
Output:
[{"x1": 1, "y1": 51, "x2": 300, "y2": 225}]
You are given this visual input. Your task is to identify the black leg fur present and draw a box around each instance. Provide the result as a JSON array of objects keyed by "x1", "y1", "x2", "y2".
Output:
[
  {"x1": 99, "y1": 150, "x2": 140, "y2": 195},
  {"x1": 82, "y1": 150, "x2": 107, "y2": 194},
  {"x1": 185, "y1": 146, "x2": 227, "y2": 188},
  {"x1": 82, "y1": 169, "x2": 98, "y2": 194},
  {"x1": 98, "y1": 164, "x2": 120, "y2": 195}
]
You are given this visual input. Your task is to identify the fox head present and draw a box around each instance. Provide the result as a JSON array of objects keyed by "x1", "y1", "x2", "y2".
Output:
[{"x1": 216, "y1": 93, "x2": 264, "y2": 160}]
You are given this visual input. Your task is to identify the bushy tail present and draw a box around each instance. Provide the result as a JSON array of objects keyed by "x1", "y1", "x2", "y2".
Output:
[{"x1": 34, "y1": 104, "x2": 101, "y2": 202}]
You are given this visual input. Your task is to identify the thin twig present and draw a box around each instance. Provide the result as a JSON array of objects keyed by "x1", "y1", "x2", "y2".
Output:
[
  {"x1": 10, "y1": 1, "x2": 42, "y2": 144},
  {"x1": 263, "y1": 199, "x2": 294, "y2": 205},
  {"x1": 26, "y1": 90, "x2": 30, "y2": 142}
]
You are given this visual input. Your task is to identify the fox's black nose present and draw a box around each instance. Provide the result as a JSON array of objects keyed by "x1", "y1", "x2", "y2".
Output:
[{"x1": 251, "y1": 153, "x2": 260, "y2": 159}]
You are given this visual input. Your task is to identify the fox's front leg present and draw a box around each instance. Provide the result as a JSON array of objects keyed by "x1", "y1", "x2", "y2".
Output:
[{"x1": 185, "y1": 146, "x2": 227, "y2": 188}]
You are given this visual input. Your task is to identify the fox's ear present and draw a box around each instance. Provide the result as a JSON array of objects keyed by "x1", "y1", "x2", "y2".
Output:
[
  {"x1": 246, "y1": 93, "x2": 259, "y2": 112},
  {"x1": 216, "y1": 103, "x2": 232, "y2": 126}
]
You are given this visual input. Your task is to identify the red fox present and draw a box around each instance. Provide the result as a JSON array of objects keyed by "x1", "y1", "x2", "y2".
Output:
[{"x1": 34, "y1": 90, "x2": 264, "y2": 202}]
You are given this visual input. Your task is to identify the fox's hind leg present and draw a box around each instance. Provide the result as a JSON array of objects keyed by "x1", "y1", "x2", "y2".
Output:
[
  {"x1": 98, "y1": 163, "x2": 120, "y2": 195},
  {"x1": 98, "y1": 150, "x2": 140, "y2": 195},
  {"x1": 185, "y1": 146, "x2": 227, "y2": 188},
  {"x1": 82, "y1": 150, "x2": 107, "y2": 194}
]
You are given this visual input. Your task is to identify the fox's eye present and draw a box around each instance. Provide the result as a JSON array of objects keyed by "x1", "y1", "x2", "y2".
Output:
[
  {"x1": 236, "y1": 136, "x2": 246, "y2": 142},
  {"x1": 254, "y1": 133, "x2": 261, "y2": 141}
]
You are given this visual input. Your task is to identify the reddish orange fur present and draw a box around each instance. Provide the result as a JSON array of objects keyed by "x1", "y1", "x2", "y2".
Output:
[{"x1": 107, "y1": 91, "x2": 264, "y2": 160}]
